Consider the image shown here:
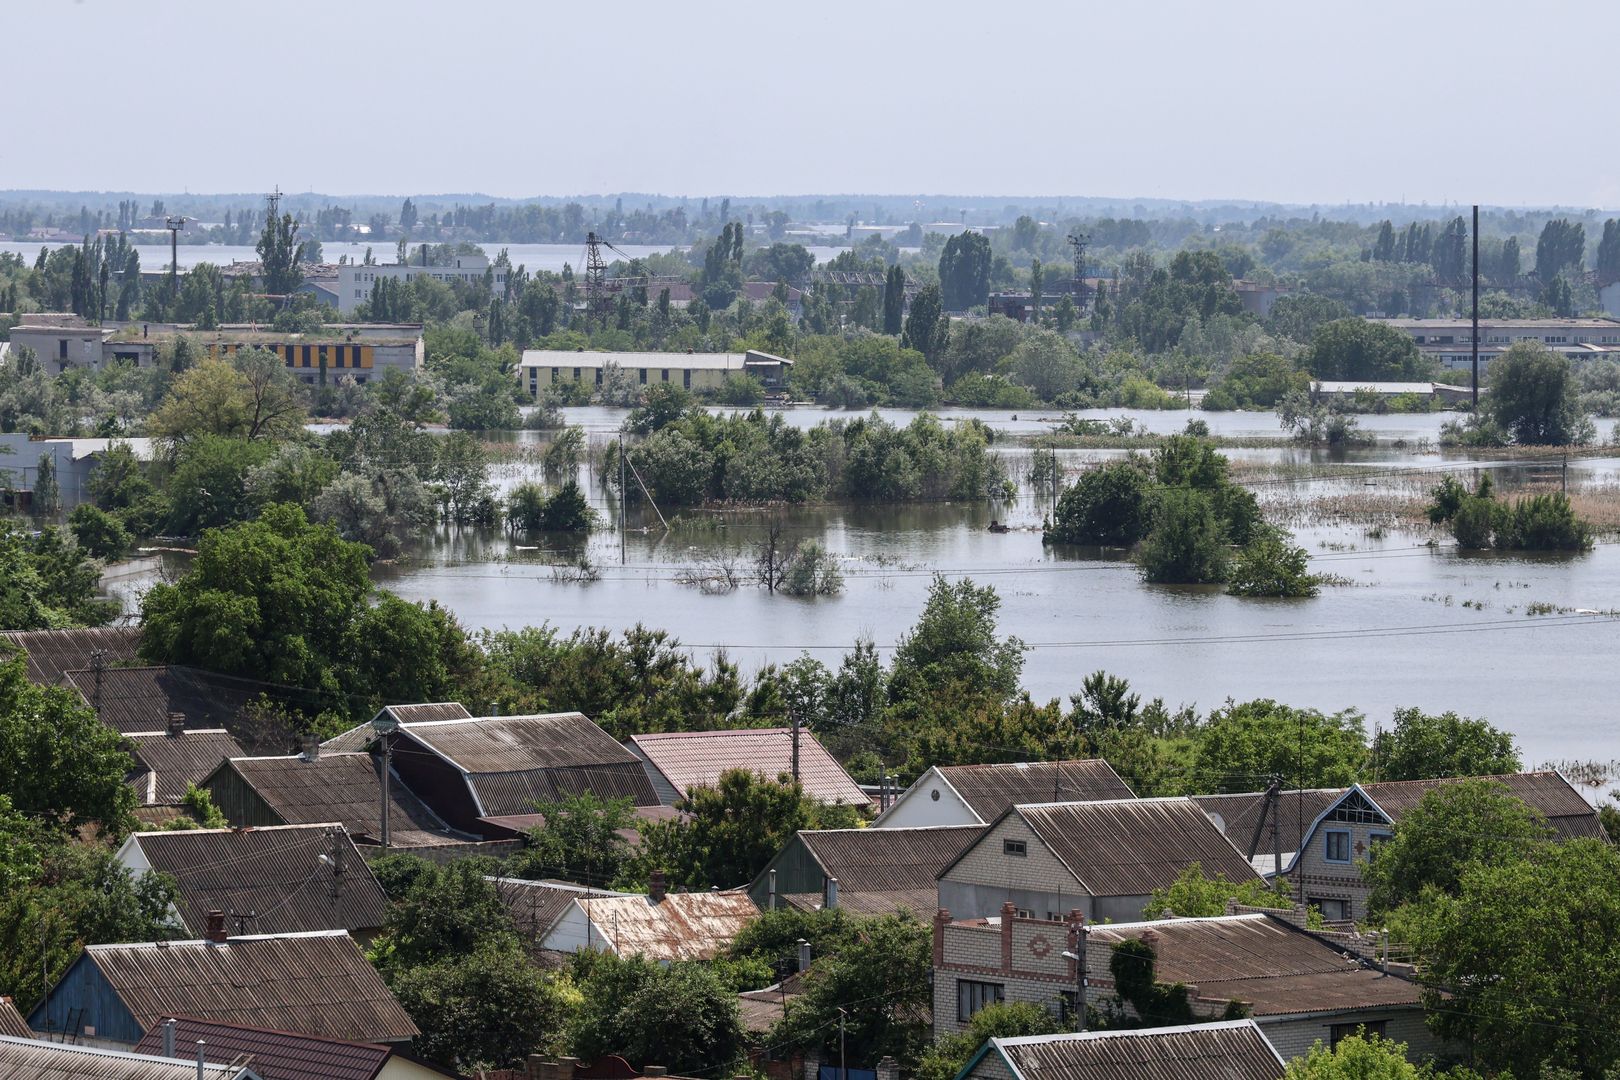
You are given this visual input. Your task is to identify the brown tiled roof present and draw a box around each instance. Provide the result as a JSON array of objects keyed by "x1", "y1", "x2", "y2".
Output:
[
  {"x1": 65, "y1": 665, "x2": 257, "y2": 737},
  {"x1": 123, "y1": 825, "x2": 389, "y2": 937},
  {"x1": 0, "y1": 996, "x2": 30, "y2": 1038},
  {"x1": 132, "y1": 1017, "x2": 402, "y2": 1080},
  {"x1": 1362, "y1": 771, "x2": 1603, "y2": 838},
  {"x1": 1012, "y1": 799, "x2": 1262, "y2": 897},
  {"x1": 1, "y1": 626, "x2": 141, "y2": 685},
  {"x1": 215, "y1": 754, "x2": 477, "y2": 848},
  {"x1": 578, "y1": 891, "x2": 759, "y2": 961},
  {"x1": 79, "y1": 931, "x2": 418, "y2": 1043},
  {"x1": 0, "y1": 1037, "x2": 256, "y2": 1080},
  {"x1": 990, "y1": 1021, "x2": 1284, "y2": 1080},
  {"x1": 324, "y1": 703, "x2": 473, "y2": 754},
  {"x1": 800, "y1": 825, "x2": 985, "y2": 894},
  {"x1": 629, "y1": 728, "x2": 869, "y2": 806},
  {"x1": 402, "y1": 713, "x2": 659, "y2": 813},
  {"x1": 126, "y1": 729, "x2": 248, "y2": 806},
  {"x1": 934, "y1": 761, "x2": 1135, "y2": 822},
  {"x1": 1086, "y1": 914, "x2": 1423, "y2": 1017}
]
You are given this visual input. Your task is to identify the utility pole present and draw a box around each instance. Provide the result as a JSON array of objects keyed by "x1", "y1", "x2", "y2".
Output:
[
  {"x1": 165, "y1": 216, "x2": 186, "y2": 301},
  {"x1": 1066, "y1": 232, "x2": 1091, "y2": 310},
  {"x1": 618, "y1": 435, "x2": 626, "y2": 566},
  {"x1": 1062, "y1": 919, "x2": 1089, "y2": 1032},
  {"x1": 791, "y1": 716, "x2": 801, "y2": 783},
  {"x1": 371, "y1": 711, "x2": 398, "y2": 849},
  {"x1": 1471, "y1": 204, "x2": 1480, "y2": 411},
  {"x1": 837, "y1": 1007, "x2": 847, "y2": 1080}
]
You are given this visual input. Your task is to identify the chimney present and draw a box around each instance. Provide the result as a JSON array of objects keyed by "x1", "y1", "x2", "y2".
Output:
[
  {"x1": 166, "y1": 712, "x2": 186, "y2": 736},
  {"x1": 644, "y1": 1069, "x2": 667, "y2": 1078},
  {"x1": 301, "y1": 733, "x2": 320, "y2": 761},
  {"x1": 824, "y1": 876, "x2": 838, "y2": 909},
  {"x1": 768, "y1": 869, "x2": 777, "y2": 911},
  {"x1": 196, "y1": 1040, "x2": 207, "y2": 1080},
  {"x1": 649, "y1": 871, "x2": 666, "y2": 903},
  {"x1": 161, "y1": 1018, "x2": 176, "y2": 1058},
  {"x1": 203, "y1": 910, "x2": 227, "y2": 944},
  {"x1": 797, "y1": 938, "x2": 811, "y2": 973}
]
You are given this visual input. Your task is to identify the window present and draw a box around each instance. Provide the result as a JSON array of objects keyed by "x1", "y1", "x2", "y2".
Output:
[
  {"x1": 639, "y1": 368, "x2": 648, "y2": 385},
  {"x1": 1324, "y1": 830, "x2": 1351, "y2": 863},
  {"x1": 594, "y1": 368, "x2": 603, "y2": 386},
  {"x1": 1330, "y1": 1020, "x2": 1386, "y2": 1047},
  {"x1": 683, "y1": 369, "x2": 691, "y2": 389},
  {"x1": 58, "y1": 339, "x2": 68, "y2": 359},
  {"x1": 1003, "y1": 839, "x2": 1027, "y2": 857},
  {"x1": 661, "y1": 369, "x2": 669, "y2": 383},
  {"x1": 1310, "y1": 896, "x2": 1350, "y2": 922},
  {"x1": 957, "y1": 980, "x2": 1004, "y2": 1022}
]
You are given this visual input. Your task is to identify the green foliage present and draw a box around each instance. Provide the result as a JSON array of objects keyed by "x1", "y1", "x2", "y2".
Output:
[
  {"x1": 1146, "y1": 862, "x2": 1292, "y2": 918},
  {"x1": 569, "y1": 951, "x2": 745, "y2": 1075},
  {"x1": 164, "y1": 434, "x2": 275, "y2": 535},
  {"x1": 1107, "y1": 938, "x2": 1196, "y2": 1026},
  {"x1": 506, "y1": 479, "x2": 595, "y2": 534},
  {"x1": 1364, "y1": 779, "x2": 1552, "y2": 917},
  {"x1": 391, "y1": 943, "x2": 576, "y2": 1070},
  {"x1": 0, "y1": 522, "x2": 118, "y2": 629},
  {"x1": 166, "y1": 784, "x2": 228, "y2": 829},
  {"x1": 889, "y1": 575, "x2": 1026, "y2": 706},
  {"x1": 1202, "y1": 352, "x2": 1310, "y2": 410},
  {"x1": 68, "y1": 504, "x2": 131, "y2": 560},
  {"x1": 1304, "y1": 319, "x2": 1429, "y2": 382},
  {"x1": 772, "y1": 912, "x2": 933, "y2": 1069},
  {"x1": 637, "y1": 767, "x2": 826, "y2": 889},
  {"x1": 1194, "y1": 699, "x2": 1366, "y2": 793},
  {"x1": 1227, "y1": 526, "x2": 1319, "y2": 598},
  {"x1": 717, "y1": 373, "x2": 764, "y2": 405},
  {"x1": 914, "y1": 1002, "x2": 1061, "y2": 1080},
  {"x1": 1427, "y1": 475, "x2": 1592, "y2": 551},
  {"x1": 1404, "y1": 839, "x2": 1620, "y2": 1077},
  {"x1": 1369, "y1": 707, "x2": 1521, "y2": 782},
  {"x1": 376, "y1": 859, "x2": 515, "y2": 971},
  {"x1": 939, "y1": 231, "x2": 993, "y2": 311},
  {"x1": 506, "y1": 793, "x2": 635, "y2": 887},
  {"x1": 0, "y1": 656, "x2": 136, "y2": 830},
  {"x1": 726, "y1": 906, "x2": 861, "y2": 982},
  {"x1": 1284, "y1": 1033, "x2": 1418, "y2": 1080},
  {"x1": 1046, "y1": 460, "x2": 1156, "y2": 546},
  {"x1": 1483, "y1": 342, "x2": 1594, "y2": 445},
  {"x1": 1137, "y1": 489, "x2": 1228, "y2": 584}
]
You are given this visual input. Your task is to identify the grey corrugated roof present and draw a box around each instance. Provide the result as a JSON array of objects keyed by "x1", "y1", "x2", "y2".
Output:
[
  {"x1": 66, "y1": 666, "x2": 257, "y2": 737},
  {"x1": 1, "y1": 627, "x2": 141, "y2": 685},
  {"x1": 127, "y1": 730, "x2": 249, "y2": 806},
  {"x1": 934, "y1": 761, "x2": 1135, "y2": 822},
  {"x1": 323, "y1": 703, "x2": 473, "y2": 754},
  {"x1": 491, "y1": 877, "x2": 632, "y2": 941},
  {"x1": 629, "y1": 728, "x2": 870, "y2": 806},
  {"x1": 215, "y1": 754, "x2": 477, "y2": 848},
  {"x1": 800, "y1": 825, "x2": 986, "y2": 894},
  {"x1": 780, "y1": 888, "x2": 939, "y2": 917},
  {"x1": 0, "y1": 997, "x2": 30, "y2": 1039},
  {"x1": 464, "y1": 760, "x2": 660, "y2": 816},
  {"x1": 1191, "y1": 789, "x2": 1340, "y2": 862},
  {"x1": 1013, "y1": 798, "x2": 1262, "y2": 898},
  {"x1": 1362, "y1": 771, "x2": 1602, "y2": 837},
  {"x1": 0, "y1": 1036, "x2": 258, "y2": 1080},
  {"x1": 78, "y1": 932, "x2": 418, "y2": 1044},
  {"x1": 1086, "y1": 914, "x2": 1423, "y2": 1017},
  {"x1": 132, "y1": 1017, "x2": 400, "y2": 1080},
  {"x1": 124, "y1": 825, "x2": 389, "y2": 937},
  {"x1": 991, "y1": 1020, "x2": 1284, "y2": 1080}
]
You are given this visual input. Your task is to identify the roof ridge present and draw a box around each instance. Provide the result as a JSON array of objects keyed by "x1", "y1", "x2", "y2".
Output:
[
  {"x1": 995, "y1": 1018, "x2": 1262, "y2": 1045},
  {"x1": 88, "y1": 929, "x2": 352, "y2": 950},
  {"x1": 144, "y1": 1015, "x2": 390, "y2": 1051}
]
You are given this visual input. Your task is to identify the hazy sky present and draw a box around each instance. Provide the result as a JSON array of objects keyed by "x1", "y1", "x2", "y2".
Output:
[{"x1": 8, "y1": 0, "x2": 1616, "y2": 208}]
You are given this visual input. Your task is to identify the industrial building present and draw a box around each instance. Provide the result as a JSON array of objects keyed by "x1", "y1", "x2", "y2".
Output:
[
  {"x1": 1371, "y1": 316, "x2": 1620, "y2": 368},
  {"x1": 517, "y1": 348, "x2": 792, "y2": 396},
  {"x1": 336, "y1": 253, "x2": 508, "y2": 313}
]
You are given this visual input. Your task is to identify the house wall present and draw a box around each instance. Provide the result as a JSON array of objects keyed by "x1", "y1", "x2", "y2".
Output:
[
  {"x1": 962, "y1": 1050, "x2": 1018, "y2": 1080},
  {"x1": 938, "y1": 814, "x2": 1094, "y2": 921},
  {"x1": 519, "y1": 362, "x2": 734, "y2": 399},
  {"x1": 9, "y1": 326, "x2": 106, "y2": 374},
  {"x1": 28, "y1": 958, "x2": 142, "y2": 1045},
  {"x1": 1293, "y1": 821, "x2": 1388, "y2": 923},
  {"x1": 385, "y1": 733, "x2": 483, "y2": 833},
  {"x1": 933, "y1": 910, "x2": 1085, "y2": 1038},
  {"x1": 542, "y1": 902, "x2": 605, "y2": 954},
  {"x1": 626, "y1": 743, "x2": 683, "y2": 807},
  {"x1": 874, "y1": 769, "x2": 980, "y2": 829},
  {"x1": 747, "y1": 837, "x2": 828, "y2": 909},
  {"x1": 204, "y1": 767, "x2": 288, "y2": 829},
  {"x1": 381, "y1": 1056, "x2": 458, "y2": 1080},
  {"x1": 0, "y1": 435, "x2": 100, "y2": 507},
  {"x1": 1259, "y1": 1008, "x2": 1440, "y2": 1062}
]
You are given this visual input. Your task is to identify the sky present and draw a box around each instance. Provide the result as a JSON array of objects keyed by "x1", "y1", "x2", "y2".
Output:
[{"x1": 7, "y1": 0, "x2": 1618, "y2": 208}]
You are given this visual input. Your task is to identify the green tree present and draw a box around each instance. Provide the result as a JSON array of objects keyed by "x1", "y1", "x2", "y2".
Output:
[
  {"x1": 938, "y1": 231, "x2": 992, "y2": 311},
  {"x1": 1284, "y1": 1033, "x2": 1418, "y2": 1080},
  {"x1": 68, "y1": 504, "x2": 130, "y2": 560},
  {"x1": 376, "y1": 859, "x2": 516, "y2": 971},
  {"x1": 901, "y1": 284, "x2": 948, "y2": 364},
  {"x1": 915, "y1": 1002, "x2": 1060, "y2": 1080},
  {"x1": 1369, "y1": 707, "x2": 1521, "y2": 782},
  {"x1": 506, "y1": 793, "x2": 635, "y2": 887},
  {"x1": 0, "y1": 523, "x2": 118, "y2": 629},
  {"x1": 1193, "y1": 699, "x2": 1366, "y2": 794},
  {"x1": 1363, "y1": 779, "x2": 1551, "y2": 916},
  {"x1": 1482, "y1": 341, "x2": 1593, "y2": 445},
  {"x1": 1304, "y1": 319, "x2": 1428, "y2": 381},
  {"x1": 1145, "y1": 862, "x2": 1291, "y2": 918},
  {"x1": 888, "y1": 576, "x2": 1026, "y2": 705},
  {"x1": 725, "y1": 906, "x2": 860, "y2": 981},
  {"x1": 391, "y1": 943, "x2": 575, "y2": 1070},
  {"x1": 1406, "y1": 839, "x2": 1620, "y2": 1077},
  {"x1": 1534, "y1": 218, "x2": 1585, "y2": 284},
  {"x1": 0, "y1": 656, "x2": 136, "y2": 830},
  {"x1": 1598, "y1": 219, "x2": 1620, "y2": 285},
  {"x1": 1137, "y1": 489, "x2": 1228, "y2": 584},
  {"x1": 1045, "y1": 460, "x2": 1156, "y2": 546},
  {"x1": 640, "y1": 768, "x2": 820, "y2": 888},
  {"x1": 569, "y1": 952, "x2": 745, "y2": 1075},
  {"x1": 149, "y1": 350, "x2": 307, "y2": 441},
  {"x1": 1008, "y1": 328, "x2": 1083, "y2": 400},
  {"x1": 257, "y1": 211, "x2": 307, "y2": 295},
  {"x1": 1227, "y1": 527, "x2": 1318, "y2": 598}
]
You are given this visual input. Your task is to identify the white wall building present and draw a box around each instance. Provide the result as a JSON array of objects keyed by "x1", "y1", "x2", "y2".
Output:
[{"x1": 336, "y1": 254, "x2": 506, "y2": 313}]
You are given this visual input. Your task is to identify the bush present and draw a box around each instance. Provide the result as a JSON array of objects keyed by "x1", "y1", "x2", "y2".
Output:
[
  {"x1": 1227, "y1": 527, "x2": 1319, "y2": 597},
  {"x1": 68, "y1": 505, "x2": 130, "y2": 561},
  {"x1": 1497, "y1": 493, "x2": 1593, "y2": 551},
  {"x1": 1045, "y1": 461, "x2": 1156, "y2": 546},
  {"x1": 1137, "y1": 489, "x2": 1228, "y2": 584},
  {"x1": 949, "y1": 372, "x2": 1037, "y2": 408},
  {"x1": 716, "y1": 374, "x2": 764, "y2": 405}
]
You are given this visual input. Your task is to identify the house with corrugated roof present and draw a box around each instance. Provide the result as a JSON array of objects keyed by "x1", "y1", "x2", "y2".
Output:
[
  {"x1": 541, "y1": 873, "x2": 758, "y2": 961},
  {"x1": 0, "y1": 1035, "x2": 262, "y2": 1080},
  {"x1": 937, "y1": 798, "x2": 1263, "y2": 923},
  {"x1": 131, "y1": 1017, "x2": 457, "y2": 1080},
  {"x1": 747, "y1": 825, "x2": 985, "y2": 916},
  {"x1": 115, "y1": 824, "x2": 389, "y2": 940},
  {"x1": 627, "y1": 728, "x2": 871, "y2": 809},
  {"x1": 1, "y1": 626, "x2": 141, "y2": 686},
  {"x1": 1198, "y1": 771, "x2": 1602, "y2": 922},
  {"x1": 0, "y1": 997, "x2": 30, "y2": 1039},
  {"x1": 28, "y1": 927, "x2": 419, "y2": 1048},
  {"x1": 955, "y1": 1021, "x2": 1285, "y2": 1080},
  {"x1": 874, "y1": 761, "x2": 1134, "y2": 829}
]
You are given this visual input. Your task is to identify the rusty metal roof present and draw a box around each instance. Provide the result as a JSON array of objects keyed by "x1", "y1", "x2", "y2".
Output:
[
  {"x1": 132, "y1": 1017, "x2": 404, "y2": 1080},
  {"x1": 800, "y1": 825, "x2": 985, "y2": 894},
  {"x1": 1086, "y1": 914, "x2": 1424, "y2": 1017},
  {"x1": 66, "y1": 666, "x2": 257, "y2": 737},
  {"x1": 123, "y1": 825, "x2": 389, "y2": 938},
  {"x1": 1, "y1": 627, "x2": 142, "y2": 686},
  {"x1": 0, "y1": 997, "x2": 30, "y2": 1039},
  {"x1": 78, "y1": 931, "x2": 418, "y2": 1044},
  {"x1": 579, "y1": 891, "x2": 759, "y2": 961},
  {"x1": 1362, "y1": 771, "x2": 1602, "y2": 837},
  {"x1": 628, "y1": 728, "x2": 870, "y2": 806},
  {"x1": 1008, "y1": 799, "x2": 1262, "y2": 898},
  {"x1": 491, "y1": 877, "x2": 631, "y2": 941},
  {"x1": 989, "y1": 1020, "x2": 1284, "y2": 1080},
  {"x1": 0, "y1": 1036, "x2": 259, "y2": 1080},
  {"x1": 127, "y1": 730, "x2": 248, "y2": 806},
  {"x1": 932, "y1": 761, "x2": 1135, "y2": 823},
  {"x1": 214, "y1": 754, "x2": 478, "y2": 848}
]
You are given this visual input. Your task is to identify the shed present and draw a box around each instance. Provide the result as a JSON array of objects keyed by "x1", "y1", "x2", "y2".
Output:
[
  {"x1": 876, "y1": 761, "x2": 1134, "y2": 829},
  {"x1": 543, "y1": 881, "x2": 758, "y2": 961},
  {"x1": 748, "y1": 825, "x2": 985, "y2": 915}
]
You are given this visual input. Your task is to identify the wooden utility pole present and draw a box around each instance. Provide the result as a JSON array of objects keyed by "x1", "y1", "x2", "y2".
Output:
[{"x1": 1472, "y1": 204, "x2": 1480, "y2": 411}]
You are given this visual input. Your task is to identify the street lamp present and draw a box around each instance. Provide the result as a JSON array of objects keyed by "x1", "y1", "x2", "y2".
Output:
[{"x1": 370, "y1": 711, "x2": 399, "y2": 848}]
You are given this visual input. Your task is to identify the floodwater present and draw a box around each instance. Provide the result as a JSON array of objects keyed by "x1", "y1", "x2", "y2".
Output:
[
  {"x1": 112, "y1": 407, "x2": 1620, "y2": 767},
  {"x1": 0, "y1": 241, "x2": 851, "y2": 275}
]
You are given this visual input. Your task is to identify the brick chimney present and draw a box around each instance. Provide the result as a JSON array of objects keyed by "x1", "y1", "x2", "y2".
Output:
[
  {"x1": 649, "y1": 870, "x2": 666, "y2": 903},
  {"x1": 166, "y1": 712, "x2": 186, "y2": 736},
  {"x1": 203, "y1": 910, "x2": 227, "y2": 944}
]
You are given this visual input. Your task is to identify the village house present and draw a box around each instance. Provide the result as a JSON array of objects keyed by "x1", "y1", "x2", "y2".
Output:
[
  {"x1": 936, "y1": 798, "x2": 1261, "y2": 922},
  {"x1": 954, "y1": 1021, "x2": 1285, "y2": 1080},
  {"x1": 873, "y1": 760, "x2": 1134, "y2": 829},
  {"x1": 627, "y1": 727, "x2": 870, "y2": 808},
  {"x1": 0, "y1": 1035, "x2": 262, "y2": 1080},
  {"x1": 748, "y1": 824, "x2": 985, "y2": 915},
  {"x1": 1198, "y1": 771, "x2": 1602, "y2": 922},
  {"x1": 539, "y1": 873, "x2": 758, "y2": 961},
  {"x1": 1, "y1": 625, "x2": 142, "y2": 686},
  {"x1": 115, "y1": 824, "x2": 390, "y2": 940},
  {"x1": 131, "y1": 1017, "x2": 459, "y2": 1080},
  {"x1": 28, "y1": 926, "x2": 419, "y2": 1048}
]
